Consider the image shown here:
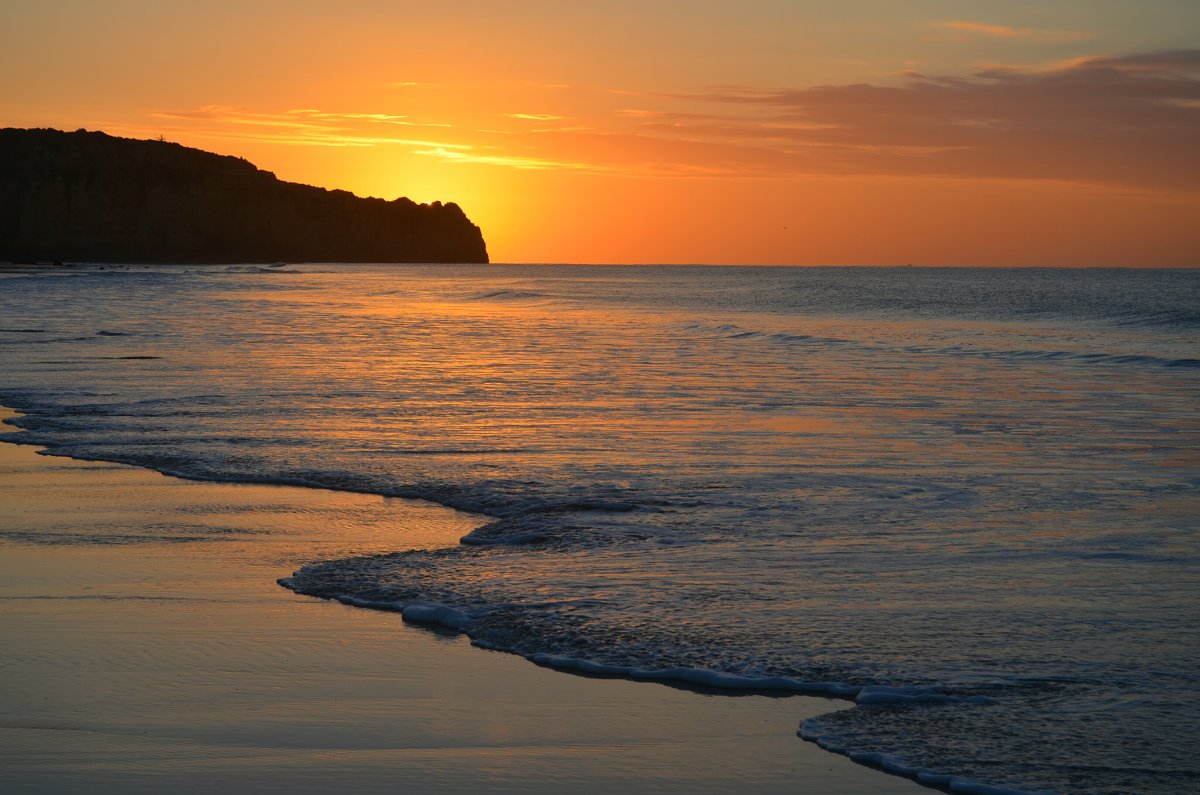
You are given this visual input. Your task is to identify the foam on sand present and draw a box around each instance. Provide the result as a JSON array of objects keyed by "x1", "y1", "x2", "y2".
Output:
[{"x1": 0, "y1": 435, "x2": 924, "y2": 795}]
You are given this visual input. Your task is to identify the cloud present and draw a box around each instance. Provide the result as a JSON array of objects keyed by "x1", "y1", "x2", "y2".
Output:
[
  {"x1": 133, "y1": 52, "x2": 1199, "y2": 191},
  {"x1": 414, "y1": 146, "x2": 597, "y2": 172},
  {"x1": 933, "y1": 20, "x2": 1092, "y2": 43},
  {"x1": 392, "y1": 50, "x2": 1200, "y2": 187},
  {"x1": 146, "y1": 106, "x2": 463, "y2": 148},
  {"x1": 643, "y1": 50, "x2": 1200, "y2": 190}
]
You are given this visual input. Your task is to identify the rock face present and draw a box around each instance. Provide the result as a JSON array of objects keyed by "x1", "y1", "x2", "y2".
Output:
[{"x1": 0, "y1": 128, "x2": 488, "y2": 264}]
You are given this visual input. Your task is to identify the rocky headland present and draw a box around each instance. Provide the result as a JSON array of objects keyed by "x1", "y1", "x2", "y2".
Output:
[{"x1": 0, "y1": 128, "x2": 488, "y2": 264}]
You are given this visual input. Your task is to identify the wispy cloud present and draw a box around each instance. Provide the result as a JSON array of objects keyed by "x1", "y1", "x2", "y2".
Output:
[
  {"x1": 303, "y1": 111, "x2": 411, "y2": 123},
  {"x1": 504, "y1": 113, "x2": 565, "y2": 121},
  {"x1": 413, "y1": 146, "x2": 595, "y2": 172},
  {"x1": 146, "y1": 106, "x2": 463, "y2": 148},
  {"x1": 933, "y1": 20, "x2": 1092, "y2": 42}
]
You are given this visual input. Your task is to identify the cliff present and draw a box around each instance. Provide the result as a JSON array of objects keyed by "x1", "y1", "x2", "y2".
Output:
[{"x1": 0, "y1": 128, "x2": 488, "y2": 264}]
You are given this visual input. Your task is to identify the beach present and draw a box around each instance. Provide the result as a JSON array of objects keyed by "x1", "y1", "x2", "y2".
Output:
[
  {"x1": 2, "y1": 263, "x2": 1195, "y2": 794},
  {"x1": 0, "y1": 432, "x2": 925, "y2": 794}
]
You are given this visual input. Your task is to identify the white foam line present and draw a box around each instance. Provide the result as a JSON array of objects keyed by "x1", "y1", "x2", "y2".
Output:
[
  {"x1": 799, "y1": 719, "x2": 1047, "y2": 795},
  {"x1": 279, "y1": 575, "x2": 869, "y2": 698}
]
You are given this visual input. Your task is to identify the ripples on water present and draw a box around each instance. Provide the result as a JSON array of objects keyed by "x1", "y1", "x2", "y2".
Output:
[{"x1": 1, "y1": 263, "x2": 1197, "y2": 795}]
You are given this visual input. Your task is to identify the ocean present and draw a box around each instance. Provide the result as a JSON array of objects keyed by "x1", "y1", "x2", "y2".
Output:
[{"x1": 1, "y1": 263, "x2": 1197, "y2": 795}]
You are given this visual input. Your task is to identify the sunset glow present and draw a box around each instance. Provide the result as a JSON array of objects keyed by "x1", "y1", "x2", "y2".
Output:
[{"x1": 4, "y1": 1, "x2": 1198, "y2": 265}]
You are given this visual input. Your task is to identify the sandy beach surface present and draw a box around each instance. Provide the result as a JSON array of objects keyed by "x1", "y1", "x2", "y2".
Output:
[{"x1": 0, "y1": 429, "x2": 924, "y2": 794}]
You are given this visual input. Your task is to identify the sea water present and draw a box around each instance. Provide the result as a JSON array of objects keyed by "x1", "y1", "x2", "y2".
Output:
[{"x1": 1, "y1": 263, "x2": 1197, "y2": 795}]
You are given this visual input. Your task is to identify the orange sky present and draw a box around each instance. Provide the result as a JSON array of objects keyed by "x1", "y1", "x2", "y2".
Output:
[{"x1": 3, "y1": 1, "x2": 1199, "y2": 265}]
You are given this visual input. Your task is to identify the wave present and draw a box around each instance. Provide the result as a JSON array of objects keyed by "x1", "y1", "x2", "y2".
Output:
[
  {"x1": 278, "y1": 540, "x2": 1199, "y2": 795},
  {"x1": 800, "y1": 718, "x2": 1045, "y2": 795},
  {"x1": 682, "y1": 323, "x2": 1200, "y2": 370},
  {"x1": 283, "y1": 550, "x2": 1162, "y2": 795},
  {"x1": 1099, "y1": 308, "x2": 1200, "y2": 330},
  {"x1": 463, "y1": 289, "x2": 549, "y2": 302}
]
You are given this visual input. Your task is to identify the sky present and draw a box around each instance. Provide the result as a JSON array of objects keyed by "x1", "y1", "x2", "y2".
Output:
[{"x1": 3, "y1": 1, "x2": 1199, "y2": 266}]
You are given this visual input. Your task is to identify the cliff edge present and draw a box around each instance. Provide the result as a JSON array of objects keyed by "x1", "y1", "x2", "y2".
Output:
[{"x1": 0, "y1": 128, "x2": 488, "y2": 264}]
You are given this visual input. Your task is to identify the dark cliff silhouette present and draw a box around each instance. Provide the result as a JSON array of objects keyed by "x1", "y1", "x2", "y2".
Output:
[{"x1": 0, "y1": 128, "x2": 488, "y2": 264}]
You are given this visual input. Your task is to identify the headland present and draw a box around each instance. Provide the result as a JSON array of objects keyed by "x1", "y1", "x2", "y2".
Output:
[{"x1": 0, "y1": 127, "x2": 488, "y2": 264}]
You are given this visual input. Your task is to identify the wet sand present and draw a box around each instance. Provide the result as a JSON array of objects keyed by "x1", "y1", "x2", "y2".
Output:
[{"x1": 0, "y1": 433, "x2": 924, "y2": 794}]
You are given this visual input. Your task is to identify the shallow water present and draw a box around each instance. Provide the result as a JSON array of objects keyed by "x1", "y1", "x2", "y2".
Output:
[
  {"x1": 2, "y1": 263, "x2": 1198, "y2": 794},
  {"x1": 1, "y1": 441, "x2": 917, "y2": 795}
]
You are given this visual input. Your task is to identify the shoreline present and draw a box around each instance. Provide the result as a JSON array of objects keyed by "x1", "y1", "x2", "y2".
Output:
[{"x1": 0, "y1": 416, "x2": 925, "y2": 794}]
